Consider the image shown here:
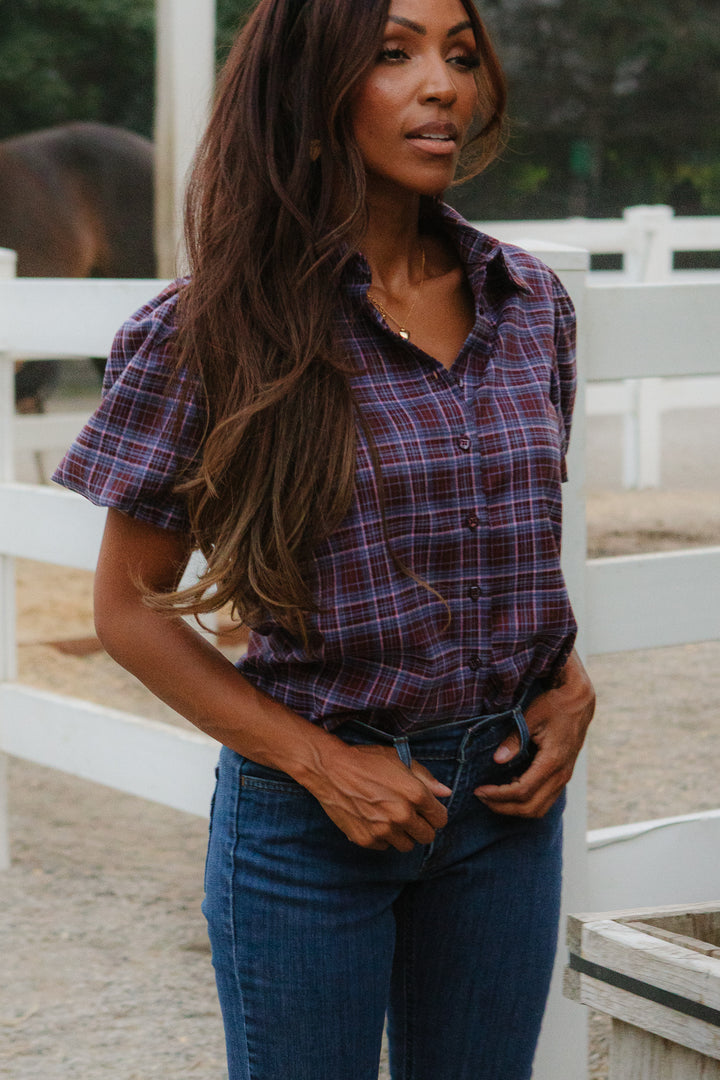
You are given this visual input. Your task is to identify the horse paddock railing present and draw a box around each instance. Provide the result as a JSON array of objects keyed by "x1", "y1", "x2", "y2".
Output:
[
  {"x1": 14, "y1": 207, "x2": 720, "y2": 490},
  {"x1": 1, "y1": 247, "x2": 719, "y2": 1080},
  {"x1": 474, "y1": 206, "x2": 720, "y2": 490}
]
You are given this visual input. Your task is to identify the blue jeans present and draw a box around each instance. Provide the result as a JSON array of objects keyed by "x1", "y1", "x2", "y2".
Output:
[{"x1": 202, "y1": 706, "x2": 564, "y2": 1080}]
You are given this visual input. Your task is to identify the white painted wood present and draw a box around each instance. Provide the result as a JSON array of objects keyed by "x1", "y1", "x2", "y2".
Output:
[
  {"x1": 623, "y1": 205, "x2": 675, "y2": 282},
  {"x1": 0, "y1": 484, "x2": 106, "y2": 569},
  {"x1": 477, "y1": 207, "x2": 720, "y2": 283},
  {"x1": 0, "y1": 279, "x2": 169, "y2": 357},
  {"x1": 586, "y1": 547, "x2": 720, "y2": 654},
  {"x1": 587, "y1": 376, "x2": 720, "y2": 418},
  {"x1": 587, "y1": 812, "x2": 720, "y2": 911},
  {"x1": 0, "y1": 755, "x2": 8, "y2": 870},
  {"x1": 0, "y1": 248, "x2": 16, "y2": 277},
  {"x1": 154, "y1": 0, "x2": 216, "y2": 277},
  {"x1": 585, "y1": 279, "x2": 720, "y2": 381},
  {"x1": 0, "y1": 684, "x2": 219, "y2": 817},
  {"x1": 0, "y1": 250, "x2": 16, "y2": 870},
  {"x1": 14, "y1": 411, "x2": 94, "y2": 452},
  {"x1": 534, "y1": 250, "x2": 591, "y2": 1080}
]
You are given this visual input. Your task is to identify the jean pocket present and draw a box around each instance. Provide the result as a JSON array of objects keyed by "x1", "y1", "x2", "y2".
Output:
[{"x1": 239, "y1": 756, "x2": 307, "y2": 793}]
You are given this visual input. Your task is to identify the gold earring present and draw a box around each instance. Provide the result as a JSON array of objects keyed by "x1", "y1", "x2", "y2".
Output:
[{"x1": 309, "y1": 139, "x2": 321, "y2": 161}]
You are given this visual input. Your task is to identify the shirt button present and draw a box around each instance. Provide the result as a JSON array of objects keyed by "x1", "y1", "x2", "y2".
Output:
[
  {"x1": 458, "y1": 436, "x2": 472, "y2": 452},
  {"x1": 456, "y1": 377, "x2": 464, "y2": 389},
  {"x1": 467, "y1": 585, "x2": 481, "y2": 601},
  {"x1": 465, "y1": 513, "x2": 480, "y2": 530},
  {"x1": 468, "y1": 655, "x2": 483, "y2": 672}
]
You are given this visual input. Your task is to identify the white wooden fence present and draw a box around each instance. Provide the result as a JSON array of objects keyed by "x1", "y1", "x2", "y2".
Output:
[
  {"x1": 1, "y1": 242, "x2": 719, "y2": 1079},
  {"x1": 475, "y1": 205, "x2": 720, "y2": 489},
  {"x1": 14, "y1": 207, "x2": 720, "y2": 490}
]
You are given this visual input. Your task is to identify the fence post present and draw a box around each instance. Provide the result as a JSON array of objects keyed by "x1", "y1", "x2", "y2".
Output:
[
  {"x1": 0, "y1": 246, "x2": 18, "y2": 870},
  {"x1": 623, "y1": 205, "x2": 675, "y2": 283},
  {"x1": 154, "y1": 0, "x2": 216, "y2": 277},
  {"x1": 620, "y1": 206, "x2": 676, "y2": 488},
  {"x1": 527, "y1": 245, "x2": 591, "y2": 1080}
]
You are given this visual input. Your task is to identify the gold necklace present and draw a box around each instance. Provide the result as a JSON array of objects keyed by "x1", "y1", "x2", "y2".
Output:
[{"x1": 367, "y1": 247, "x2": 426, "y2": 341}]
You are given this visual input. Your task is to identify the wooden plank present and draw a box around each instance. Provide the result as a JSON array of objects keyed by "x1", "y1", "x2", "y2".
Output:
[
  {"x1": 0, "y1": 683, "x2": 218, "y2": 817},
  {"x1": 578, "y1": 918, "x2": 720, "y2": 1012},
  {"x1": 631, "y1": 914, "x2": 720, "y2": 951},
  {"x1": 154, "y1": 0, "x2": 215, "y2": 276},
  {"x1": 14, "y1": 411, "x2": 94, "y2": 453},
  {"x1": 0, "y1": 279, "x2": 169, "y2": 356},
  {"x1": 474, "y1": 218, "x2": 642, "y2": 254},
  {"x1": 571, "y1": 973, "x2": 720, "y2": 1060},
  {"x1": 609, "y1": 1020, "x2": 720, "y2": 1080},
  {"x1": 586, "y1": 547, "x2": 720, "y2": 654},
  {"x1": 627, "y1": 922, "x2": 720, "y2": 960},
  {"x1": 0, "y1": 483, "x2": 106, "y2": 569},
  {"x1": 585, "y1": 281, "x2": 720, "y2": 380}
]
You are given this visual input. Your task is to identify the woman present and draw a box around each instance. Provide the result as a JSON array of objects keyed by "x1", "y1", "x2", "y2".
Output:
[{"x1": 54, "y1": 0, "x2": 595, "y2": 1077}]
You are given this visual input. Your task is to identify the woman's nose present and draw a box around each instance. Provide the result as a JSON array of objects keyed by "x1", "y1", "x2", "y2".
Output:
[{"x1": 419, "y1": 56, "x2": 458, "y2": 106}]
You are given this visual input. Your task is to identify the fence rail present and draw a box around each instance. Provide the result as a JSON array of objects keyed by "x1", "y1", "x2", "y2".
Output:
[
  {"x1": 1, "y1": 234, "x2": 719, "y2": 1080},
  {"x1": 15, "y1": 208, "x2": 720, "y2": 489}
]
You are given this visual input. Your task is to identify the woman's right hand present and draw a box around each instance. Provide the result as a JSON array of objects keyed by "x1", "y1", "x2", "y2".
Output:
[
  {"x1": 300, "y1": 743, "x2": 452, "y2": 852},
  {"x1": 93, "y1": 510, "x2": 450, "y2": 855}
]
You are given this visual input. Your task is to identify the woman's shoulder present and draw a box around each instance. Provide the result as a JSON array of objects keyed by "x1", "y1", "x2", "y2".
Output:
[{"x1": 106, "y1": 279, "x2": 184, "y2": 379}]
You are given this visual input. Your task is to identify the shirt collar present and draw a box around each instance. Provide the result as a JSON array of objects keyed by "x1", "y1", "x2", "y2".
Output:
[
  {"x1": 431, "y1": 201, "x2": 532, "y2": 297},
  {"x1": 341, "y1": 201, "x2": 532, "y2": 302}
]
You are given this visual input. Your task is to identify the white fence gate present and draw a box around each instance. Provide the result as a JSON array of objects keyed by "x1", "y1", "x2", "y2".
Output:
[{"x1": 1, "y1": 238, "x2": 719, "y2": 1078}]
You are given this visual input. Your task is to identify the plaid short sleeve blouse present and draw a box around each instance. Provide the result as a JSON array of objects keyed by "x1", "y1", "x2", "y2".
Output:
[{"x1": 54, "y1": 205, "x2": 577, "y2": 734}]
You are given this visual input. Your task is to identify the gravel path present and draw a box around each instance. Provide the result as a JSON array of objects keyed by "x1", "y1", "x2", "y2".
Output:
[{"x1": 2, "y1": 404, "x2": 719, "y2": 1079}]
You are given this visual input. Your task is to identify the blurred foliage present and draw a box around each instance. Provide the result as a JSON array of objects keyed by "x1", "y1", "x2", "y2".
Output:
[
  {"x1": 457, "y1": 0, "x2": 720, "y2": 217},
  {"x1": 0, "y1": 0, "x2": 254, "y2": 140},
  {"x1": 0, "y1": 0, "x2": 156, "y2": 138},
  {"x1": 1, "y1": 0, "x2": 718, "y2": 218}
]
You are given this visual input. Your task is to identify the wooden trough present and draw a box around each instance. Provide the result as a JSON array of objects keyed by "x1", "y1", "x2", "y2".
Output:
[{"x1": 565, "y1": 901, "x2": 720, "y2": 1078}]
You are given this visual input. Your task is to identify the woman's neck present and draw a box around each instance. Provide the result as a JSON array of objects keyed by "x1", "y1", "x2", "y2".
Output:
[{"x1": 360, "y1": 187, "x2": 426, "y2": 296}]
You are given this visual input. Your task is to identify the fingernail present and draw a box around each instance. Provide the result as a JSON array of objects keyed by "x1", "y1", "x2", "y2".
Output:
[{"x1": 494, "y1": 746, "x2": 513, "y2": 763}]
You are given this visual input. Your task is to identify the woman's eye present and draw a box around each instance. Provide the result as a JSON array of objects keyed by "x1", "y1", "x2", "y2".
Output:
[
  {"x1": 449, "y1": 53, "x2": 481, "y2": 71},
  {"x1": 378, "y1": 47, "x2": 410, "y2": 63}
]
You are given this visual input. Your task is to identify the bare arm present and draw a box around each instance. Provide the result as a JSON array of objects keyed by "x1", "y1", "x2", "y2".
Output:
[{"x1": 94, "y1": 509, "x2": 450, "y2": 850}]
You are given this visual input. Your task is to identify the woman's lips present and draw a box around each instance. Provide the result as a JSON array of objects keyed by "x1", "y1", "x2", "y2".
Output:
[{"x1": 405, "y1": 122, "x2": 460, "y2": 156}]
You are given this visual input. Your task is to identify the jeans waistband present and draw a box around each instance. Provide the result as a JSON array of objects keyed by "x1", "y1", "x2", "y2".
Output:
[{"x1": 340, "y1": 678, "x2": 545, "y2": 743}]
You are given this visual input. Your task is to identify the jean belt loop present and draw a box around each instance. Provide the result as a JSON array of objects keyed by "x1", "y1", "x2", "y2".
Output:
[
  {"x1": 457, "y1": 726, "x2": 474, "y2": 764},
  {"x1": 512, "y1": 704, "x2": 530, "y2": 752},
  {"x1": 393, "y1": 736, "x2": 413, "y2": 768}
]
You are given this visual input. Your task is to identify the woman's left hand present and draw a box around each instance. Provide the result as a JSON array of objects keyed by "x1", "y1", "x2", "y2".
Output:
[{"x1": 474, "y1": 649, "x2": 595, "y2": 818}]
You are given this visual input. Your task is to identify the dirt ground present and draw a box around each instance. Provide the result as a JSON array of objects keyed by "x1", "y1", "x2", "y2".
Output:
[{"x1": 2, "y1": 404, "x2": 719, "y2": 1079}]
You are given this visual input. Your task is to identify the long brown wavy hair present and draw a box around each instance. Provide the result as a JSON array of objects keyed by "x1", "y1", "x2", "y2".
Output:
[{"x1": 156, "y1": 0, "x2": 507, "y2": 638}]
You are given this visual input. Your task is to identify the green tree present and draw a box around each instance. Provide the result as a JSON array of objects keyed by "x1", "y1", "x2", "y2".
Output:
[
  {"x1": 0, "y1": 0, "x2": 155, "y2": 139},
  {"x1": 455, "y1": 0, "x2": 720, "y2": 218},
  {"x1": 0, "y1": 0, "x2": 254, "y2": 141},
  {"x1": 1, "y1": 1, "x2": 718, "y2": 218}
]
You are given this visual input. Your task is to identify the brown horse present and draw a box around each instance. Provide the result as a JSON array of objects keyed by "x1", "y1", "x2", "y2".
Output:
[{"x1": 0, "y1": 122, "x2": 155, "y2": 406}]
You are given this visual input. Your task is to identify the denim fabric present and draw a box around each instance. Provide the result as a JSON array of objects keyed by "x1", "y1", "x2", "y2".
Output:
[{"x1": 202, "y1": 707, "x2": 564, "y2": 1080}]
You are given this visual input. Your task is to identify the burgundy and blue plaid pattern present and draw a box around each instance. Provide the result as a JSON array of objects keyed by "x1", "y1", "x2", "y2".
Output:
[{"x1": 54, "y1": 205, "x2": 577, "y2": 733}]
